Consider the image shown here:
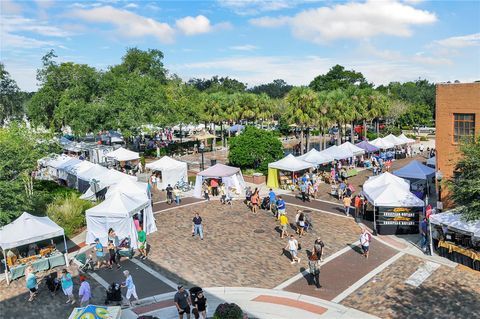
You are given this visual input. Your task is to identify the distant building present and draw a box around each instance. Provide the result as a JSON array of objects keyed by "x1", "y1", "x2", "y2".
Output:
[{"x1": 435, "y1": 82, "x2": 480, "y2": 204}]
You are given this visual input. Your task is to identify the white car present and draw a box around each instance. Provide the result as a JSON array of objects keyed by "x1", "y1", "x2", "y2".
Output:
[{"x1": 414, "y1": 126, "x2": 436, "y2": 134}]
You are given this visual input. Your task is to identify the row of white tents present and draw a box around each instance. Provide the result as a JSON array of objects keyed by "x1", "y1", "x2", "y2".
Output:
[{"x1": 370, "y1": 133, "x2": 416, "y2": 150}]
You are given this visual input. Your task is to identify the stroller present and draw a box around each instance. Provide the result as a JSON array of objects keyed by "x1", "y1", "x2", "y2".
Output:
[
  {"x1": 105, "y1": 282, "x2": 122, "y2": 305},
  {"x1": 117, "y1": 237, "x2": 135, "y2": 260},
  {"x1": 79, "y1": 253, "x2": 96, "y2": 272},
  {"x1": 260, "y1": 197, "x2": 270, "y2": 210},
  {"x1": 45, "y1": 272, "x2": 61, "y2": 296},
  {"x1": 189, "y1": 286, "x2": 204, "y2": 319}
]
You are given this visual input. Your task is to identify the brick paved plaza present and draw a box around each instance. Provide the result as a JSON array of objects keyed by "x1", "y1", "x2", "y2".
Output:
[
  {"x1": 144, "y1": 200, "x2": 361, "y2": 289},
  {"x1": 341, "y1": 254, "x2": 480, "y2": 319}
]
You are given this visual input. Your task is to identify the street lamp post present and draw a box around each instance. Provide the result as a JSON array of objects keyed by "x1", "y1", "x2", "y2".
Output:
[
  {"x1": 199, "y1": 142, "x2": 205, "y2": 171},
  {"x1": 436, "y1": 170, "x2": 443, "y2": 211}
]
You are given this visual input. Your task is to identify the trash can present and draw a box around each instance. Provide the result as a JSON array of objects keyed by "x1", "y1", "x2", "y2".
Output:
[{"x1": 210, "y1": 159, "x2": 217, "y2": 166}]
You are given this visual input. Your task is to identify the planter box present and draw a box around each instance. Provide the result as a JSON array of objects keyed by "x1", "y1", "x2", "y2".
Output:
[{"x1": 243, "y1": 174, "x2": 266, "y2": 184}]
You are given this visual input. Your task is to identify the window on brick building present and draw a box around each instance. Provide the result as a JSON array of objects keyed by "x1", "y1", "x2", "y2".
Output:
[{"x1": 453, "y1": 113, "x2": 475, "y2": 143}]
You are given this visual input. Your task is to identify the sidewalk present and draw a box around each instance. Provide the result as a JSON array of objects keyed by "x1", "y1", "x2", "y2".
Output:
[{"x1": 133, "y1": 287, "x2": 380, "y2": 319}]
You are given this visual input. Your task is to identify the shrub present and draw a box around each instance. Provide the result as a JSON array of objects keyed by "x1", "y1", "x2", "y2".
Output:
[
  {"x1": 47, "y1": 193, "x2": 94, "y2": 237},
  {"x1": 213, "y1": 302, "x2": 244, "y2": 319},
  {"x1": 366, "y1": 132, "x2": 380, "y2": 141},
  {"x1": 228, "y1": 126, "x2": 284, "y2": 175},
  {"x1": 420, "y1": 136, "x2": 429, "y2": 141}
]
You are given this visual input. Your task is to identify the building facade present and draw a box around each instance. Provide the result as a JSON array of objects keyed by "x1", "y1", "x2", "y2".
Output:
[{"x1": 435, "y1": 82, "x2": 480, "y2": 203}]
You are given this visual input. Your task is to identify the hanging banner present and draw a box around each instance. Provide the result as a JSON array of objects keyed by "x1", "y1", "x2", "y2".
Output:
[{"x1": 376, "y1": 206, "x2": 423, "y2": 235}]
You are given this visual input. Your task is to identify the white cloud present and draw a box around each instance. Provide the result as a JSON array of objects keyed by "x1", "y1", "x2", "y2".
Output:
[
  {"x1": 229, "y1": 44, "x2": 258, "y2": 51},
  {"x1": 124, "y1": 3, "x2": 138, "y2": 9},
  {"x1": 434, "y1": 33, "x2": 480, "y2": 48},
  {"x1": 1, "y1": 32, "x2": 57, "y2": 49},
  {"x1": 250, "y1": 0, "x2": 437, "y2": 43},
  {"x1": 402, "y1": 0, "x2": 424, "y2": 4},
  {"x1": 175, "y1": 15, "x2": 212, "y2": 35},
  {"x1": 218, "y1": 0, "x2": 310, "y2": 15},
  {"x1": 70, "y1": 6, "x2": 175, "y2": 43},
  {"x1": 0, "y1": 0, "x2": 22, "y2": 14}
]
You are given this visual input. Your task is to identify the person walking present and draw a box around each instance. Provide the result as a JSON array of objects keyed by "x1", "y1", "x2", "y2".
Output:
[
  {"x1": 25, "y1": 266, "x2": 38, "y2": 302},
  {"x1": 137, "y1": 229, "x2": 148, "y2": 259},
  {"x1": 202, "y1": 181, "x2": 210, "y2": 201},
  {"x1": 60, "y1": 269, "x2": 76, "y2": 304},
  {"x1": 420, "y1": 217, "x2": 429, "y2": 254},
  {"x1": 284, "y1": 235, "x2": 301, "y2": 264},
  {"x1": 193, "y1": 290, "x2": 207, "y2": 319},
  {"x1": 166, "y1": 184, "x2": 174, "y2": 204},
  {"x1": 268, "y1": 188, "x2": 276, "y2": 213},
  {"x1": 173, "y1": 186, "x2": 181, "y2": 205},
  {"x1": 343, "y1": 196, "x2": 352, "y2": 216},
  {"x1": 78, "y1": 275, "x2": 91, "y2": 307},
  {"x1": 360, "y1": 229, "x2": 371, "y2": 258},
  {"x1": 308, "y1": 253, "x2": 321, "y2": 289},
  {"x1": 300, "y1": 182, "x2": 308, "y2": 202},
  {"x1": 219, "y1": 183, "x2": 226, "y2": 204},
  {"x1": 107, "y1": 240, "x2": 119, "y2": 269},
  {"x1": 108, "y1": 229, "x2": 121, "y2": 269},
  {"x1": 279, "y1": 213, "x2": 289, "y2": 239},
  {"x1": 354, "y1": 195, "x2": 362, "y2": 220},
  {"x1": 210, "y1": 178, "x2": 219, "y2": 197},
  {"x1": 276, "y1": 196, "x2": 286, "y2": 219},
  {"x1": 122, "y1": 270, "x2": 139, "y2": 307},
  {"x1": 94, "y1": 238, "x2": 106, "y2": 269},
  {"x1": 251, "y1": 189, "x2": 259, "y2": 214},
  {"x1": 174, "y1": 285, "x2": 192, "y2": 319},
  {"x1": 192, "y1": 213, "x2": 204, "y2": 240},
  {"x1": 313, "y1": 238, "x2": 324, "y2": 261}
]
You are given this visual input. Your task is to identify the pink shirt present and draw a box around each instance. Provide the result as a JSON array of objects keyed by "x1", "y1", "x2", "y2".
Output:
[{"x1": 134, "y1": 219, "x2": 141, "y2": 231}]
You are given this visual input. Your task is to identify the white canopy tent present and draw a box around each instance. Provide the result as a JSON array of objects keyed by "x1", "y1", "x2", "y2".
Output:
[
  {"x1": 47, "y1": 154, "x2": 73, "y2": 178},
  {"x1": 398, "y1": 133, "x2": 416, "y2": 144},
  {"x1": 383, "y1": 134, "x2": 406, "y2": 146},
  {"x1": 105, "y1": 147, "x2": 139, "y2": 162},
  {"x1": 370, "y1": 138, "x2": 395, "y2": 150},
  {"x1": 269, "y1": 154, "x2": 316, "y2": 171},
  {"x1": 0, "y1": 212, "x2": 68, "y2": 284},
  {"x1": 319, "y1": 145, "x2": 354, "y2": 160},
  {"x1": 338, "y1": 142, "x2": 365, "y2": 156},
  {"x1": 193, "y1": 164, "x2": 246, "y2": 198},
  {"x1": 145, "y1": 156, "x2": 188, "y2": 189},
  {"x1": 297, "y1": 149, "x2": 334, "y2": 165},
  {"x1": 363, "y1": 183, "x2": 424, "y2": 207},
  {"x1": 363, "y1": 172, "x2": 410, "y2": 194},
  {"x1": 85, "y1": 192, "x2": 152, "y2": 248},
  {"x1": 430, "y1": 210, "x2": 480, "y2": 239}
]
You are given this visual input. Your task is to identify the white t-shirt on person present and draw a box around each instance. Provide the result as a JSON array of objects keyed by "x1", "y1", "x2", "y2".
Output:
[
  {"x1": 360, "y1": 233, "x2": 370, "y2": 247},
  {"x1": 288, "y1": 239, "x2": 298, "y2": 251}
]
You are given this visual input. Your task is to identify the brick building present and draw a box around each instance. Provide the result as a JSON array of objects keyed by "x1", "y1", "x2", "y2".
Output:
[{"x1": 435, "y1": 82, "x2": 480, "y2": 204}]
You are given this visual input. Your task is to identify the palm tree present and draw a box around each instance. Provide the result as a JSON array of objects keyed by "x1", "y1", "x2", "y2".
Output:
[
  {"x1": 346, "y1": 87, "x2": 367, "y2": 143},
  {"x1": 326, "y1": 89, "x2": 348, "y2": 145},
  {"x1": 317, "y1": 91, "x2": 332, "y2": 150},
  {"x1": 285, "y1": 87, "x2": 318, "y2": 154}
]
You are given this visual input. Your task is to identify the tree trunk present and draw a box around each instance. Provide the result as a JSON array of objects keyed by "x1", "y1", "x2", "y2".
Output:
[
  {"x1": 306, "y1": 128, "x2": 310, "y2": 153},
  {"x1": 337, "y1": 122, "x2": 342, "y2": 146},
  {"x1": 220, "y1": 122, "x2": 224, "y2": 147},
  {"x1": 376, "y1": 119, "x2": 379, "y2": 136},
  {"x1": 363, "y1": 119, "x2": 367, "y2": 141},
  {"x1": 212, "y1": 123, "x2": 216, "y2": 152},
  {"x1": 351, "y1": 121, "x2": 355, "y2": 144},
  {"x1": 300, "y1": 128, "x2": 305, "y2": 155},
  {"x1": 179, "y1": 124, "x2": 183, "y2": 144}
]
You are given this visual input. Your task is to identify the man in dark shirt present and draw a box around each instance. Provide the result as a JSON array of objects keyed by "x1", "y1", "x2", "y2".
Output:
[
  {"x1": 174, "y1": 285, "x2": 192, "y2": 319},
  {"x1": 420, "y1": 218, "x2": 428, "y2": 253},
  {"x1": 166, "y1": 184, "x2": 173, "y2": 205},
  {"x1": 192, "y1": 213, "x2": 204, "y2": 240}
]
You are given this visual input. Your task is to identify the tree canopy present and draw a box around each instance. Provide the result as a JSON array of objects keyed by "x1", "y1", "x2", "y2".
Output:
[
  {"x1": 446, "y1": 136, "x2": 480, "y2": 221},
  {"x1": 309, "y1": 64, "x2": 372, "y2": 92},
  {"x1": 249, "y1": 79, "x2": 293, "y2": 99},
  {"x1": 0, "y1": 63, "x2": 25, "y2": 124}
]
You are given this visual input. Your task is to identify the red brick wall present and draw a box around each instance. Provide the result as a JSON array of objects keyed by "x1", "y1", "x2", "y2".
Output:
[{"x1": 435, "y1": 82, "x2": 480, "y2": 202}]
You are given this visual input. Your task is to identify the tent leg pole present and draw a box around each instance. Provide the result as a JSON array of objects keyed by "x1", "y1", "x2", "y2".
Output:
[
  {"x1": 373, "y1": 205, "x2": 377, "y2": 235},
  {"x1": 63, "y1": 235, "x2": 69, "y2": 265},
  {"x1": 429, "y1": 218, "x2": 434, "y2": 256},
  {"x1": 3, "y1": 249, "x2": 9, "y2": 285}
]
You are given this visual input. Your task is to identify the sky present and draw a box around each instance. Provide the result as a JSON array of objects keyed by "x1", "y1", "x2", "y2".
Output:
[{"x1": 1, "y1": 0, "x2": 479, "y2": 92}]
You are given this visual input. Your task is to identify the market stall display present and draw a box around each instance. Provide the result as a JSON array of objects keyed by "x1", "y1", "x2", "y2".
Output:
[
  {"x1": 193, "y1": 164, "x2": 246, "y2": 198},
  {"x1": 0, "y1": 212, "x2": 68, "y2": 284},
  {"x1": 145, "y1": 156, "x2": 188, "y2": 189},
  {"x1": 393, "y1": 160, "x2": 435, "y2": 200},
  {"x1": 430, "y1": 211, "x2": 480, "y2": 271},
  {"x1": 267, "y1": 154, "x2": 315, "y2": 189}
]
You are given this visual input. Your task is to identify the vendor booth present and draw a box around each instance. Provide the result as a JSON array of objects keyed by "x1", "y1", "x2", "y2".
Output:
[
  {"x1": 145, "y1": 156, "x2": 188, "y2": 189},
  {"x1": 355, "y1": 140, "x2": 379, "y2": 153},
  {"x1": 193, "y1": 164, "x2": 246, "y2": 198},
  {"x1": 85, "y1": 191, "x2": 154, "y2": 248},
  {"x1": 267, "y1": 154, "x2": 315, "y2": 189},
  {"x1": 398, "y1": 133, "x2": 416, "y2": 144},
  {"x1": 0, "y1": 212, "x2": 68, "y2": 284},
  {"x1": 338, "y1": 142, "x2": 365, "y2": 156},
  {"x1": 297, "y1": 148, "x2": 334, "y2": 165},
  {"x1": 362, "y1": 172, "x2": 424, "y2": 235},
  {"x1": 393, "y1": 160, "x2": 435, "y2": 201},
  {"x1": 383, "y1": 134, "x2": 406, "y2": 147},
  {"x1": 319, "y1": 145, "x2": 354, "y2": 161},
  {"x1": 105, "y1": 147, "x2": 139, "y2": 162},
  {"x1": 369, "y1": 138, "x2": 394, "y2": 150},
  {"x1": 430, "y1": 211, "x2": 480, "y2": 271}
]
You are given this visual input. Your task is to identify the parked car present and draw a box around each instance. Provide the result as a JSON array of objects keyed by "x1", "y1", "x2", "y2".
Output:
[{"x1": 414, "y1": 126, "x2": 436, "y2": 134}]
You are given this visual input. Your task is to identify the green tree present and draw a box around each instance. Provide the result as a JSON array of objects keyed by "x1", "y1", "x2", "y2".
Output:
[
  {"x1": 0, "y1": 63, "x2": 25, "y2": 124},
  {"x1": 249, "y1": 79, "x2": 293, "y2": 98},
  {"x1": 309, "y1": 64, "x2": 372, "y2": 92},
  {"x1": 0, "y1": 123, "x2": 62, "y2": 224},
  {"x1": 188, "y1": 76, "x2": 246, "y2": 93},
  {"x1": 285, "y1": 87, "x2": 318, "y2": 153},
  {"x1": 446, "y1": 136, "x2": 480, "y2": 221},
  {"x1": 228, "y1": 126, "x2": 283, "y2": 174},
  {"x1": 397, "y1": 103, "x2": 433, "y2": 128}
]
